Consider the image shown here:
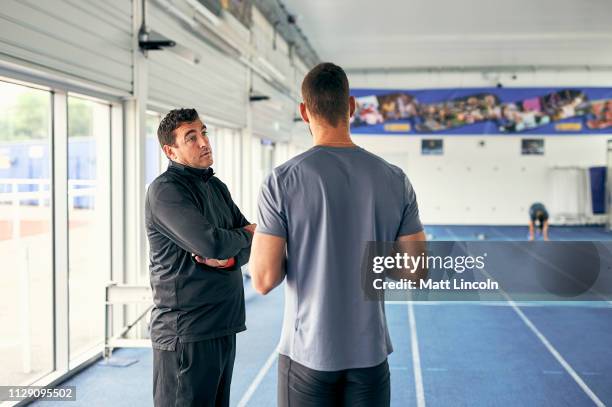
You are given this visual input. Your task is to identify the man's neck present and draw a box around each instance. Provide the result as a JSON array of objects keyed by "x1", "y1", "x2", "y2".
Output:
[
  {"x1": 311, "y1": 123, "x2": 355, "y2": 147},
  {"x1": 170, "y1": 159, "x2": 210, "y2": 172}
]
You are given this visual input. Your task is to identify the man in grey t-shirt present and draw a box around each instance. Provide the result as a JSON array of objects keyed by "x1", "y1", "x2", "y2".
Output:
[{"x1": 249, "y1": 63, "x2": 426, "y2": 406}]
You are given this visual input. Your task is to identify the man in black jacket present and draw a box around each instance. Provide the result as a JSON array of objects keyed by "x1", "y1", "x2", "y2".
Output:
[{"x1": 145, "y1": 108, "x2": 255, "y2": 407}]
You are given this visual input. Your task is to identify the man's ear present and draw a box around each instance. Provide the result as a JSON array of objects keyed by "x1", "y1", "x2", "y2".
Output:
[
  {"x1": 299, "y1": 102, "x2": 310, "y2": 123},
  {"x1": 349, "y1": 96, "x2": 356, "y2": 118},
  {"x1": 162, "y1": 144, "x2": 175, "y2": 160}
]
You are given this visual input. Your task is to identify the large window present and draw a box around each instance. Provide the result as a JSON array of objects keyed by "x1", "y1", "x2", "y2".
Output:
[
  {"x1": 145, "y1": 111, "x2": 165, "y2": 186},
  {"x1": 67, "y1": 96, "x2": 112, "y2": 361},
  {"x1": 260, "y1": 138, "x2": 275, "y2": 177},
  {"x1": 0, "y1": 81, "x2": 53, "y2": 385},
  {"x1": 144, "y1": 112, "x2": 165, "y2": 278},
  {"x1": 210, "y1": 128, "x2": 243, "y2": 206}
]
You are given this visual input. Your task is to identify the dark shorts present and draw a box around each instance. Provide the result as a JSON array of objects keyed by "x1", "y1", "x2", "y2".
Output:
[
  {"x1": 529, "y1": 204, "x2": 549, "y2": 223},
  {"x1": 530, "y1": 212, "x2": 549, "y2": 223},
  {"x1": 153, "y1": 335, "x2": 236, "y2": 407},
  {"x1": 277, "y1": 354, "x2": 391, "y2": 407}
]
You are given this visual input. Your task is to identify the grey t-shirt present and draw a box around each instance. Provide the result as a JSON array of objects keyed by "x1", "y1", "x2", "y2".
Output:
[{"x1": 257, "y1": 145, "x2": 422, "y2": 371}]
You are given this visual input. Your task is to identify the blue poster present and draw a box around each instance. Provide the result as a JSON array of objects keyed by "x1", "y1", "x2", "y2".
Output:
[{"x1": 350, "y1": 88, "x2": 612, "y2": 135}]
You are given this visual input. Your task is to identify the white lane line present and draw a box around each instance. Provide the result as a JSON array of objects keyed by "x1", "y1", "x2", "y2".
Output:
[
  {"x1": 408, "y1": 301, "x2": 426, "y2": 407},
  {"x1": 507, "y1": 297, "x2": 605, "y2": 407},
  {"x1": 481, "y1": 267, "x2": 607, "y2": 407},
  {"x1": 487, "y1": 228, "x2": 612, "y2": 307},
  {"x1": 426, "y1": 367, "x2": 448, "y2": 372},
  {"x1": 466, "y1": 241, "x2": 607, "y2": 407},
  {"x1": 385, "y1": 301, "x2": 612, "y2": 308},
  {"x1": 237, "y1": 347, "x2": 278, "y2": 407}
]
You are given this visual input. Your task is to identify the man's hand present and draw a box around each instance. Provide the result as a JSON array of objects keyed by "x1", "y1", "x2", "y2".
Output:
[
  {"x1": 243, "y1": 224, "x2": 257, "y2": 234},
  {"x1": 193, "y1": 255, "x2": 230, "y2": 267}
]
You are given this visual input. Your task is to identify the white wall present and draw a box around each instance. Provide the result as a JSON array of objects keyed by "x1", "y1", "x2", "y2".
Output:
[
  {"x1": 283, "y1": 0, "x2": 612, "y2": 69},
  {"x1": 357, "y1": 135, "x2": 607, "y2": 225},
  {"x1": 349, "y1": 70, "x2": 612, "y2": 225}
]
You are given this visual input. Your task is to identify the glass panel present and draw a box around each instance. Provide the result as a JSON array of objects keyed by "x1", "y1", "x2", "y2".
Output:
[
  {"x1": 144, "y1": 112, "x2": 163, "y2": 287},
  {"x1": 0, "y1": 81, "x2": 53, "y2": 385},
  {"x1": 145, "y1": 112, "x2": 162, "y2": 186},
  {"x1": 261, "y1": 138, "x2": 275, "y2": 176},
  {"x1": 215, "y1": 128, "x2": 242, "y2": 206},
  {"x1": 67, "y1": 96, "x2": 111, "y2": 360}
]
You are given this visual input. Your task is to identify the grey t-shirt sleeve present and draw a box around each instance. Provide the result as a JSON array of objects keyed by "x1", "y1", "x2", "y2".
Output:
[
  {"x1": 257, "y1": 171, "x2": 288, "y2": 238},
  {"x1": 397, "y1": 174, "x2": 423, "y2": 237}
]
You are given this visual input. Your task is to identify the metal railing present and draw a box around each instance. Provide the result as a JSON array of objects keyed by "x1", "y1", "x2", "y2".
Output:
[
  {"x1": 104, "y1": 283, "x2": 153, "y2": 360},
  {"x1": 0, "y1": 178, "x2": 97, "y2": 203}
]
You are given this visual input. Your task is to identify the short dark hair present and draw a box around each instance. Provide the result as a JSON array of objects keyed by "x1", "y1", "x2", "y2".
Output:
[
  {"x1": 301, "y1": 63, "x2": 350, "y2": 127},
  {"x1": 157, "y1": 108, "x2": 199, "y2": 147}
]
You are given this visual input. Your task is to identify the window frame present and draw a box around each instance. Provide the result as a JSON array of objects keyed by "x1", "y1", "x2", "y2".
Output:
[{"x1": 0, "y1": 75, "x2": 123, "y2": 394}]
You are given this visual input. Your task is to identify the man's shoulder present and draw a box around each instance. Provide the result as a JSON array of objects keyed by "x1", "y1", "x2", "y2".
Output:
[
  {"x1": 273, "y1": 148, "x2": 319, "y2": 176},
  {"x1": 257, "y1": 149, "x2": 317, "y2": 195},
  {"x1": 146, "y1": 171, "x2": 188, "y2": 200},
  {"x1": 272, "y1": 146, "x2": 407, "y2": 183},
  {"x1": 148, "y1": 171, "x2": 172, "y2": 190},
  {"x1": 356, "y1": 148, "x2": 407, "y2": 177}
]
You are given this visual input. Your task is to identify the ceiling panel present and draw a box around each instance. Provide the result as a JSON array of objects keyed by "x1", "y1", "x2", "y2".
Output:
[{"x1": 282, "y1": 0, "x2": 612, "y2": 68}]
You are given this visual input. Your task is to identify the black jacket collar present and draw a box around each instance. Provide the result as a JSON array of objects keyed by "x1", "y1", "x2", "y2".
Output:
[{"x1": 168, "y1": 160, "x2": 215, "y2": 182}]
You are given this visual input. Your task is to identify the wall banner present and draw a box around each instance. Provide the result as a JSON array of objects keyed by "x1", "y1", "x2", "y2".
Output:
[{"x1": 350, "y1": 88, "x2": 612, "y2": 135}]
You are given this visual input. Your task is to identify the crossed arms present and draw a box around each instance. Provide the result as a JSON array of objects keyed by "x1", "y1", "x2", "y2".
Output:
[{"x1": 149, "y1": 181, "x2": 254, "y2": 266}]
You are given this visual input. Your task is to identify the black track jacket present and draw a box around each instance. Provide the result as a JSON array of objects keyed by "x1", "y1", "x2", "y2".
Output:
[{"x1": 145, "y1": 160, "x2": 252, "y2": 351}]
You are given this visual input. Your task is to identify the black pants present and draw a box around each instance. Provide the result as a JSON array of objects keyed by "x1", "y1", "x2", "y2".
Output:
[
  {"x1": 153, "y1": 335, "x2": 236, "y2": 407},
  {"x1": 278, "y1": 354, "x2": 390, "y2": 407}
]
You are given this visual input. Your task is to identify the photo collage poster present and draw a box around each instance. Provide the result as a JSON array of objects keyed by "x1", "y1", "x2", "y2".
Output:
[{"x1": 350, "y1": 88, "x2": 612, "y2": 135}]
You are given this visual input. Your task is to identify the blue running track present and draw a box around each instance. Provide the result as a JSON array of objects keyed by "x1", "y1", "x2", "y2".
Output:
[{"x1": 31, "y1": 226, "x2": 612, "y2": 407}]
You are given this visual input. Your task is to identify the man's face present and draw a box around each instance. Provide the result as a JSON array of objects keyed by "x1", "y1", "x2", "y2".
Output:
[{"x1": 164, "y1": 119, "x2": 213, "y2": 169}]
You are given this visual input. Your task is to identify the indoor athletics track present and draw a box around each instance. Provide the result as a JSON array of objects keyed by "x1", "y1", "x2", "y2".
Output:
[{"x1": 31, "y1": 226, "x2": 612, "y2": 407}]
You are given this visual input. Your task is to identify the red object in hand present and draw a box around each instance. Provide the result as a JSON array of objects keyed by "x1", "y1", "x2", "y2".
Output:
[
  {"x1": 217, "y1": 257, "x2": 235, "y2": 269},
  {"x1": 243, "y1": 224, "x2": 257, "y2": 234},
  {"x1": 193, "y1": 255, "x2": 235, "y2": 269}
]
